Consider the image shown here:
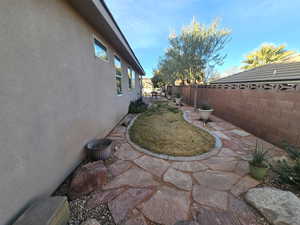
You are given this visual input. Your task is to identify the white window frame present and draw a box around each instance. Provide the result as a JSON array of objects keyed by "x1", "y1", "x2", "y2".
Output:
[
  {"x1": 93, "y1": 35, "x2": 109, "y2": 62},
  {"x1": 114, "y1": 55, "x2": 123, "y2": 96},
  {"x1": 128, "y1": 67, "x2": 132, "y2": 90},
  {"x1": 132, "y1": 70, "x2": 136, "y2": 89}
]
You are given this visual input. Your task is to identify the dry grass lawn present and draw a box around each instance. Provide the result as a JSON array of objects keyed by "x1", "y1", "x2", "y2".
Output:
[{"x1": 129, "y1": 102, "x2": 215, "y2": 156}]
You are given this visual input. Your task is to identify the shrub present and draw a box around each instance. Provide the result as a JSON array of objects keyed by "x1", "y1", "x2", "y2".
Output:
[
  {"x1": 274, "y1": 159, "x2": 300, "y2": 188},
  {"x1": 128, "y1": 98, "x2": 148, "y2": 114},
  {"x1": 282, "y1": 141, "x2": 300, "y2": 159},
  {"x1": 167, "y1": 106, "x2": 179, "y2": 113},
  {"x1": 273, "y1": 143, "x2": 300, "y2": 188},
  {"x1": 199, "y1": 103, "x2": 213, "y2": 110},
  {"x1": 249, "y1": 142, "x2": 268, "y2": 168}
]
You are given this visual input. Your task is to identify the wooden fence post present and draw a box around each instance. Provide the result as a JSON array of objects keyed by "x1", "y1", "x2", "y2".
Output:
[{"x1": 194, "y1": 85, "x2": 198, "y2": 111}]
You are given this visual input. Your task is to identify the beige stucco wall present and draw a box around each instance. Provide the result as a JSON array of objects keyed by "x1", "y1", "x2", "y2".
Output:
[{"x1": 0, "y1": 0, "x2": 141, "y2": 224}]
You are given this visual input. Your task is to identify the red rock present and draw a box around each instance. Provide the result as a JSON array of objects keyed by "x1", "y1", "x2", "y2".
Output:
[
  {"x1": 202, "y1": 157, "x2": 238, "y2": 172},
  {"x1": 103, "y1": 167, "x2": 158, "y2": 190},
  {"x1": 234, "y1": 161, "x2": 250, "y2": 176},
  {"x1": 163, "y1": 168, "x2": 193, "y2": 191},
  {"x1": 108, "y1": 188, "x2": 155, "y2": 224},
  {"x1": 134, "y1": 155, "x2": 170, "y2": 177},
  {"x1": 108, "y1": 160, "x2": 132, "y2": 177},
  {"x1": 192, "y1": 185, "x2": 228, "y2": 210},
  {"x1": 171, "y1": 161, "x2": 208, "y2": 172},
  {"x1": 69, "y1": 162, "x2": 107, "y2": 199},
  {"x1": 140, "y1": 187, "x2": 190, "y2": 225},
  {"x1": 228, "y1": 195, "x2": 259, "y2": 225},
  {"x1": 124, "y1": 215, "x2": 148, "y2": 225},
  {"x1": 231, "y1": 176, "x2": 260, "y2": 197},
  {"x1": 114, "y1": 143, "x2": 142, "y2": 160},
  {"x1": 193, "y1": 170, "x2": 240, "y2": 191},
  {"x1": 86, "y1": 188, "x2": 125, "y2": 209},
  {"x1": 218, "y1": 148, "x2": 239, "y2": 158}
]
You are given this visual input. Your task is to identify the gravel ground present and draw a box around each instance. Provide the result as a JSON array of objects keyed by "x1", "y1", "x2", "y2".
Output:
[
  {"x1": 53, "y1": 159, "x2": 116, "y2": 225},
  {"x1": 68, "y1": 197, "x2": 115, "y2": 225}
]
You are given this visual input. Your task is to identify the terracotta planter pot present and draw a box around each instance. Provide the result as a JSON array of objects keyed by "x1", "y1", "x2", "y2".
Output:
[
  {"x1": 249, "y1": 163, "x2": 268, "y2": 180},
  {"x1": 85, "y1": 139, "x2": 112, "y2": 161},
  {"x1": 198, "y1": 108, "x2": 214, "y2": 121}
]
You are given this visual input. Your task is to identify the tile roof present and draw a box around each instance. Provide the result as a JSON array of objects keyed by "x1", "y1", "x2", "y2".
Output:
[{"x1": 212, "y1": 62, "x2": 300, "y2": 83}]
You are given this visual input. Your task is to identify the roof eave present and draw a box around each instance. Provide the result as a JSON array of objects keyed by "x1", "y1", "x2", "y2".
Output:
[{"x1": 68, "y1": 0, "x2": 145, "y2": 75}]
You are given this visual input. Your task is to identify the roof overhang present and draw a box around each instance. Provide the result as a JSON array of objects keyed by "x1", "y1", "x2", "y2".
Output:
[{"x1": 68, "y1": 0, "x2": 145, "y2": 75}]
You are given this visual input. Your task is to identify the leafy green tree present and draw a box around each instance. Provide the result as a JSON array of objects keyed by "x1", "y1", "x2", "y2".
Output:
[
  {"x1": 154, "y1": 18, "x2": 231, "y2": 84},
  {"x1": 151, "y1": 69, "x2": 165, "y2": 88},
  {"x1": 242, "y1": 44, "x2": 296, "y2": 70}
]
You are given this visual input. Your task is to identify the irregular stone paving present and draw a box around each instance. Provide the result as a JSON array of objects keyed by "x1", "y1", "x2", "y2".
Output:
[{"x1": 99, "y1": 104, "x2": 286, "y2": 225}]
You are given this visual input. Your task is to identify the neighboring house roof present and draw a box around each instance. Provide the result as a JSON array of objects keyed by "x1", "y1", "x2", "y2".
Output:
[
  {"x1": 68, "y1": 0, "x2": 145, "y2": 75},
  {"x1": 211, "y1": 62, "x2": 300, "y2": 84},
  {"x1": 285, "y1": 54, "x2": 300, "y2": 62}
]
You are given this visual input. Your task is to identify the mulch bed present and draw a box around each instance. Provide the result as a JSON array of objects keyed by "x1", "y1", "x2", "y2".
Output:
[{"x1": 259, "y1": 170, "x2": 300, "y2": 198}]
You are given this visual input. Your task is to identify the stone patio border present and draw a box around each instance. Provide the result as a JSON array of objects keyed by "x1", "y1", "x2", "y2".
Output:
[{"x1": 126, "y1": 110, "x2": 222, "y2": 161}]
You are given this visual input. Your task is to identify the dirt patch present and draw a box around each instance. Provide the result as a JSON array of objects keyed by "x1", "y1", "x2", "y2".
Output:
[{"x1": 129, "y1": 102, "x2": 215, "y2": 157}]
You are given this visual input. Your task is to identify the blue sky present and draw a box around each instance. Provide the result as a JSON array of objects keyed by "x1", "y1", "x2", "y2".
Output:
[{"x1": 105, "y1": 0, "x2": 300, "y2": 77}]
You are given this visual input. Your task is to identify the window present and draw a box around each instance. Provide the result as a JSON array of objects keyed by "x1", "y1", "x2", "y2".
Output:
[
  {"x1": 128, "y1": 68, "x2": 132, "y2": 89},
  {"x1": 114, "y1": 56, "x2": 122, "y2": 95},
  {"x1": 132, "y1": 71, "x2": 136, "y2": 89},
  {"x1": 94, "y1": 38, "x2": 108, "y2": 61}
]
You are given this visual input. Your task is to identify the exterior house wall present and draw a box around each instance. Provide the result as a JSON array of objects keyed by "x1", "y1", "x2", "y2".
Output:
[
  {"x1": 0, "y1": 0, "x2": 141, "y2": 224},
  {"x1": 178, "y1": 85, "x2": 300, "y2": 147}
]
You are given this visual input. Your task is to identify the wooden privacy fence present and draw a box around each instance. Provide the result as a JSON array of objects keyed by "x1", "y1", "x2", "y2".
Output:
[{"x1": 170, "y1": 82, "x2": 300, "y2": 147}]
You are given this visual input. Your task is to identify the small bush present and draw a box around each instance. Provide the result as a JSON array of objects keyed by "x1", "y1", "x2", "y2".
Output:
[
  {"x1": 273, "y1": 143, "x2": 300, "y2": 188},
  {"x1": 199, "y1": 103, "x2": 212, "y2": 110},
  {"x1": 274, "y1": 159, "x2": 300, "y2": 188},
  {"x1": 128, "y1": 98, "x2": 148, "y2": 114},
  {"x1": 282, "y1": 141, "x2": 300, "y2": 159}
]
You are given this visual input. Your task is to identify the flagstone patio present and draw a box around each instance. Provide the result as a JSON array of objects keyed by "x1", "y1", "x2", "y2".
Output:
[{"x1": 92, "y1": 104, "x2": 285, "y2": 225}]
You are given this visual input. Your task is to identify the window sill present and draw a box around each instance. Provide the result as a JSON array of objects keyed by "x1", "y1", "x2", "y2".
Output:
[{"x1": 94, "y1": 55, "x2": 109, "y2": 63}]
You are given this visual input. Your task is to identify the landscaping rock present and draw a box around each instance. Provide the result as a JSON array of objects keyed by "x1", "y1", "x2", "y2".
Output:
[
  {"x1": 228, "y1": 194, "x2": 260, "y2": 225},
  {"x1": 140, "y1": 186, "x2": 190, "y2": 225},
  {"x1": 114, "y1": 143, "x2": 142, "y2": 161},
  {"x1": 103, "y1": 167, "x2": 158, "y2": 190},
  {"x1": 80, "y1": 219, "x2": 100, "y2": 225},
  {"x1": 108, "y1": 187, "x2": 155, "y2": 224},
  {"x1": 108, "y1": 160, "x2": 132, "y2": 177},
  {"x1": 134, "y1": 155, "x2": 170, "y2": 177},
  {"x1": 86, "y1": 188, "x2": 125, "y2": 209},
  {"x1": 13, "y1": 197, "x2": 69, "y2": 225},
  {"x1": 171, "y1": 161, "x2": 208, "y2": 172},
  {"x1": 69, "y1": 162, "x2": 107, "y2": 199},
  {"x1": 192, "y1": 185, "x2": 228, "y2": 210},
  {"x1": 193, "y1": 170, "x2": 240, "y2": 191},
  {"x1": 124, "y1": 215, "x2": 148, "y2": 225},
  {"x1": 163, "y1": 168, "x2": 193, "y2": 191},
  {"x1": 245, "y1": 187, "x2": 300, "y2": 225},
  {"x1": 231, "y1": 176, "x2": 259, "y2": 197},
  {"x1": 202, "y1": 157, "x2": 238, "y2": 171},
  {"x1": 173, "y1": 221, "x2": 200, "y2": 225}
]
